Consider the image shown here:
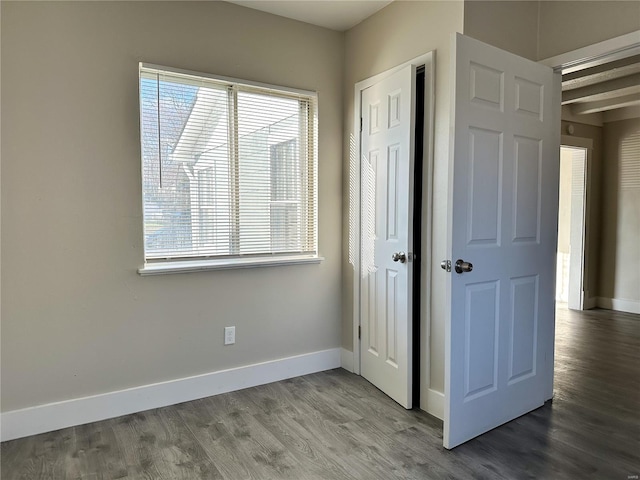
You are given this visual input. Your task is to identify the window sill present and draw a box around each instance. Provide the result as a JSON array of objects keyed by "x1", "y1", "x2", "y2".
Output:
[{"x1": 138, "y1": 255, "x2": 324, "y2": 276}]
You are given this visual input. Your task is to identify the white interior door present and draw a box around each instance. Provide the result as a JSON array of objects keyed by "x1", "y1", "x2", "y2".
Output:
[
  {"x1": 445, "y1": 33, "x2": 560, "y2": 449},
  {"x1": 360, "y1": 65, "x2": 416, "y2": 408}
]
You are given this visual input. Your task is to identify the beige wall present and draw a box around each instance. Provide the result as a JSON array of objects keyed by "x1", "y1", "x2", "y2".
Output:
[
  {"x1": 538, "y1": 1, "x2": 640, "y2": 60},
  {"x1": 1, "y1": 1, "x2": 344, "y2": 412},
  {"x1": 561, "y1": 121, "x2": 604, "y2": 304},
  {"x1": 599, "y1": 118, "x2": 640, "y2": 304},
  {"x1": 463, "y1": 1, "x2": 539, "y2": 60},
  {"x1": 343, "y1": 0, "x2": 464, "y2": 409}
]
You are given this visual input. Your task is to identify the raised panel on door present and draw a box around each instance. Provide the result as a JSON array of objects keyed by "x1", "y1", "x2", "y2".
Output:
[
  {"x1": 464, "y1": 281, "x2": 499, "y2": 400},
  {"x1": 469, "y1": 62, "x2": 504, "y2": 111},
  {"x1": 508, "y1": 275, "x2": 539, "y2": 384},
  {"x1": 514, "y1": 77, "x2": 543, "y2": 121},
  {"x1": 366, "y1": 268, "x2": 379, "y2": 357},
  {"x1": 467, "y1": 127, "x2": 503, "y2": 246},
  {"x1": 386, "y1": 144, "x2": 400, "y2": 241},
  {"x1": 513, "y1": 136, "x2": 542, "y2": 243},
  {"x1": 385, "y1": 268, "x2": 399, "y2": 368}
]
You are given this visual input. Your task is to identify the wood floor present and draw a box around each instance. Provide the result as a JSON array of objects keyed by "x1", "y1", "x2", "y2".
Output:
[{"x1": 2, "y1": 307, "x2": 639, "y2": 479}]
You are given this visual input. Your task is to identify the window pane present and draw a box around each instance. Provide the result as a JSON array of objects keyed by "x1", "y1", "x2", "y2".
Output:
[
  {"x1": 141, "y1": 73, "x2": 230, "y2": 259},
  {"x1": 270, "y1": 139, "x2": 301, "y2": 251},
  {"x1": 236, "y1": 91, "x2": 302, "y2": 254},
  {"x1": 140, "y1": 76, "x2": 197, "y2": 257}
]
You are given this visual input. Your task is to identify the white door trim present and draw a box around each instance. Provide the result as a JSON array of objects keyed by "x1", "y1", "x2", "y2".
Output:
[
  {"x1": 540, "y1": 30, "x2": 640, "y2": 73},
  {"x1": 351, "y1": 52, "x2": 435, "y2": 377}
]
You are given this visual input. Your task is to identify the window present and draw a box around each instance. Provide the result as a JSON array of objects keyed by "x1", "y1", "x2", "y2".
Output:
[{"x1": 138, "y1": 64, "x2": 318, "y2": 274}]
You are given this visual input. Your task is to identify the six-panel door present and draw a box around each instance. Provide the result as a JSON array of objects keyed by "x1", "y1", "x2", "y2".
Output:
[
  {"x1": 360, "y1": 65, "x2": 416, "y2": 409},
  {"x1": 445, "y1": 33, "x2": 559, "y2": 449}
]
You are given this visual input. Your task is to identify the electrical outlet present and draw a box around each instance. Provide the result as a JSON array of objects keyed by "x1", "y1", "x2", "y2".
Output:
[{"x1": 224, "y1": 326, "x2": 235, "y2": 345}]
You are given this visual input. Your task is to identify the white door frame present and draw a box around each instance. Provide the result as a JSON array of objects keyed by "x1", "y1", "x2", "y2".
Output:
[
  {"x1": 351, "y1": 52, "x2": 435, "y2": 378},
  {"x1": 559, "y1": 136, "x2": 593, "y2": 310},
  {"x1": 540, "y1": 31, "x2": 640, "y2": 74}
]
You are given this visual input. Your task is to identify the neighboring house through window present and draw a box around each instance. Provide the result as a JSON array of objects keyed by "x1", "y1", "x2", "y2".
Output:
[{"x1": 270, "y1": 138, "x2": 301, "y2": 252}]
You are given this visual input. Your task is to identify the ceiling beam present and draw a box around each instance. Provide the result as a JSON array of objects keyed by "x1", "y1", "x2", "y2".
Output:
[
  {"x1": 562, "y1": 73, "x2": 640, "y2": 104},
  {"x1": 563, "y1": 62, "x2": 640, "y2": 91},
  {"x1": 562, "y1": 54, "x2": 640, "y2": 82},
  {"x1": 571, "y1": 93, "x2": 640, "y2": 115}
]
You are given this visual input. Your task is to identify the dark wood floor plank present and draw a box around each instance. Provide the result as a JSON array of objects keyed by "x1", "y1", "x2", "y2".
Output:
[
  {"x1": 1, "y1": 435, "x2": 42, "y2": 480},
  {"x1": 300, "y1": 370, "x2": 434, "y2": 436},
  {"x1": 68, "y1": 421, "x2": 128, "y2": 480},
  {"x1": 252, "y1": 411, "x2": 361, "y2": 479},
  {"x1": 178, "y1": 395, "x2": 305, "y2": 480},
  {"x1": 220, "y1": 411, "x2": 303, "y2": 479},
  {"x1": 3, "y1": 306, "x2": 640, "y2": 479},
  {"x1": 110, "y1": 407, "x2": 222, "y2": 480},
  {"x1": 176, "y1": 399, "x2": 260, "y2": 480}
]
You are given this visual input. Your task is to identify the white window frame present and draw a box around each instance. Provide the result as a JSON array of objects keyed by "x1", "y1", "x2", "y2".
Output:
[{"x1": 137, "y1": 63, "x2": 322, "y2": 275}]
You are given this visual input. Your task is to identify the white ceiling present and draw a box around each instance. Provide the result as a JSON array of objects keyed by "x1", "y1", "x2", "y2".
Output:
[{"x1": 225, "y1": 0, "x2": 393, "y2": 31}]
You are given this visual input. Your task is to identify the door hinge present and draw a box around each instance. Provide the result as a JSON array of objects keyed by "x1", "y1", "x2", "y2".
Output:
[
  {"x1": 358, "y1": 325, "x2": 361, "y2": 339},
  {"x1": 360, "y1": 117, "x2": 363, "y2": 132}
]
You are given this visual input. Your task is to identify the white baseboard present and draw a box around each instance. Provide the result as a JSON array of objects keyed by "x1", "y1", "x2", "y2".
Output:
[
  {"x1": 422, "y1": 388, "x2": 444, "y2": 421},
  {"x1": 340, "y1": 348, "x2": 354, "y2": 373},
  {"x1": 596, "y1": 297, "x2": 640, "y2": 314},
  {"x1": 583, "y1": 295, "x2": 597, "y2": 310},
  {"x1": 1, "y1": 348, "x2": 341, "y2": 442}
]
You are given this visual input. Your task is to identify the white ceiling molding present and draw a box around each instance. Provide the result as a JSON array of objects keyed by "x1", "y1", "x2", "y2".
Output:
[{"x1": 540, "y1": 31, "x2": 640, "y2": 74}]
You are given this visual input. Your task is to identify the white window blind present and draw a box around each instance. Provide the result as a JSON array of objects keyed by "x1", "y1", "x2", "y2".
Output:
[{"x1": 138, "y1": 64, "x2": 318, "y2": 270}]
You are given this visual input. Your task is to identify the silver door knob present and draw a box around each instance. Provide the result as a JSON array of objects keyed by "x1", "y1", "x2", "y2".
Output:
[
  {"x1": 392, "y1": 252, "x2": 407, "y2": 263},
  {"x1": 455, "y1": 259, "x2": 473, "y2": 274}
]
